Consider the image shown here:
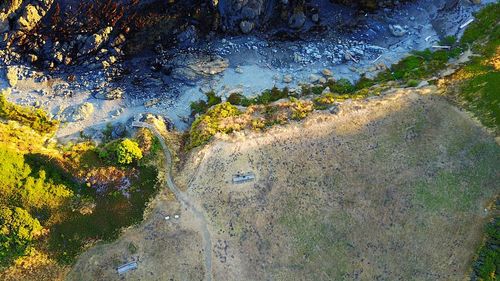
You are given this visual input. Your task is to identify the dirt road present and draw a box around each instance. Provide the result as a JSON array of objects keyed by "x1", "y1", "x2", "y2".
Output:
[{"x1": 132, "y1": 122, "x2": 213, "y2": 281}]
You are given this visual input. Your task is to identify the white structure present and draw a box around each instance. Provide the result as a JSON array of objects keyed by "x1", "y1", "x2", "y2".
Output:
[
  {"x1": 117, "y1": 261, "x2": 138, "y2": 274},
  {"x1": 232, "y1": 172, "x2": 255, "y2": 184}
]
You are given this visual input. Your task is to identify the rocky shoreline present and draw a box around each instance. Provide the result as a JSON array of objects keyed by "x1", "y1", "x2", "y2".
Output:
[{"x1": 0, "y1": 0, "x2": 491, "y2": 143}]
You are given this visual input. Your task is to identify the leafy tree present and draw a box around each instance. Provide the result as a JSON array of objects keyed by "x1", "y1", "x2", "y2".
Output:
[
  {"x1": 115, "y1": 139, "x2": 143, "y2": 165},
  {"x1": 0, "y1": 206, "x2": 42, "y2": 264}
]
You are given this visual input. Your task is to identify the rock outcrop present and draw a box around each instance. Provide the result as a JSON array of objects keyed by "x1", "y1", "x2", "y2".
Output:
[{"x1": 62, "y1": 102, "x2": 95, "y2": 122}]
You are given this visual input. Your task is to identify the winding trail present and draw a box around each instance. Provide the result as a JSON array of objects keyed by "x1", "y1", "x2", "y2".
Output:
[{"x1": 132, "y1": 122, "x2": 213, "y2": 281}]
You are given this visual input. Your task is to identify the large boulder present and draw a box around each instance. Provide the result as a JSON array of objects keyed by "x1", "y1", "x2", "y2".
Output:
[
  {"x1": 163, "y1": 53, "x2": 229, "y2": 82},
  {"x1": 216, "y1": 0, "x2": 280, "y2": 32},
  {"x1": 78, "y1": 26, "x2": 113, "y2": 57},
  {"x1": 0, "y1": 0, "x2": 23, "y2": 33},
  {"x1": 288, "y1": 11, "x2": 306, "y2": 29},
  {"x1": 62, "y1": 102, "x2": 95, "y2": 122}
]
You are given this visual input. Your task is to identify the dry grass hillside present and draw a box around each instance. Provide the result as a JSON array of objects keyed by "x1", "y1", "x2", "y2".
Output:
[
  {"x1": 68, "y1": 86, "x2": 499, "y2": 280},
  {"x1": 178, "y1": 86, "x2": 499, "y2": 280}
]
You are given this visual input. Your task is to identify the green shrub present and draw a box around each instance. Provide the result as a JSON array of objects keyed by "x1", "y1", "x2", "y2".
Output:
[
  {"x1": 227, "y1": 93, "x2": 245, "y2": 105},
  {"x1": 291, "y1": 100, "x2": 314, "y2": 120},
  {"x1": 0, "y1": 205, "x2": 42, "y2": 265},
  {"x1": 327, "y1": 79, "x2": 355, "y2": 94},
  {"x1": 407, "y1": 79, "x2": 419, "y2": 87},
  {"x1": 206, "y1": 91, "x2": 222, "y2": 107},
  {"x1": 472, "y1": 216, "x2": 499, "y2": 281},
  {"x1": 189, "y1": 102, "x2": 241, "y2": 148},
  {"x1": 115, "y1": 139, "x2": 143, "y2": 165},
  {"x1": 190, "y1": 91, "x2": 222, "y2": 115},
  {"x1": 190, "y1": 100, "x2": 208, "y2": 115}
]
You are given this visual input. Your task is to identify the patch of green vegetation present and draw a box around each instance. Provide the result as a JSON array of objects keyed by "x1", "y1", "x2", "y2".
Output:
[
  {"x1": 413, "y1": 142, "x2": 500, "y2": 212},
  {"x1": 187, "y1": 3, "x2": 500, "y2": 150},
  {"x1": 0, "y1": 100, "x2": 161, "y2": 268},
  {"x1": 190, "y1": 91, "x2": 222, "y2": 115},
  {"x1": 326, "y1": 78, "x2": 355, "y2": 94},
  {"x1": 471, "y1": 205, "x2": 499, "y2": 281},
  {"x1": 99, "y1": 139, "x2": 143, "y2": 165},
  {"x1": 0, "y1": 145, "x2": 76, "y2": 266},
  {"x1": 278, "y1": 210, "x2": 352, "y2": 279},
  {"x1": 189, "y1": 102, "x2": 241, "y2": 148},
  {"x1": 458, "y1": 69, "x2": 500, "y2": 130},
  {"x1": 447, "y1": 2, "x2": 500, "y2": 132},
  {"x1": 460, "y1": 3, "x2": 500, "y2": 47},
  {"x1": 290, "y1": 99, "x2": 314, "y2": 120},
  {"x1": 227, "y1": 87, "x2": 291, "y2": 107},
  {"x1": 49, "y1": 163, "x2": 158, "y2": 264},
  {"x1": 374, "y1": 48, "x2": 453, "y2": 84},
  {"x1": 0, "y1": 94, "x2": 58, "y2": 135}
]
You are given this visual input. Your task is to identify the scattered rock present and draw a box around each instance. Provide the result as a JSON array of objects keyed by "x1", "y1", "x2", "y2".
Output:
[
  {"x1": 235, "y1": 66, "x2": 244, "y2": 74},
  {"x1": 165, "y1": 54, "x2": 229, "y2": 82},
  {"x1": 95, "y1": 88, "x2": 124, "y2": 100},
  {"x1": 0, "y1": 1, "x2": 23, "y2": 33},
  {"x1": 240, "y1": 21, "x2": 254, "y2": 34},
  {"x1": 309, "y1": 74, "x2": 320, "y2": 83},
  {"x1": 389, "y1": 24, "x2": 406, "y2": 37},
  {"x1": 16, "y1": 5, "x2": 42, "y2": 31},
  {"x1": 177, "y1": 25, "x2": 198, "y2": 45},
  {"x1": 311, "y1": 13, "x2": 319, "y2": 23},
  {"x1": 28, "y1": 54, "x2": 38, "y2": 63},
  {"x1": 417, "y1": 80, "x2": 429, "y2": 88},
  {"x1": 329, "y1": 105, "x2": 340, "y2": 114},
  {"x1": 0, "y1": 87, "x2": 11, "y2": 96},
  {"x1": 78, "y1": 26, "x2": 113, "y2": 57},
  {"x1": 283, "y1": 74, "x2": 293, "y2": 83}
]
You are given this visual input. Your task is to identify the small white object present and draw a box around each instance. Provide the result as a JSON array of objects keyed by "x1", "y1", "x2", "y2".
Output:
[
  {"x1": 174, "y1": 214, "x2": 180, "y2": 219},
  {"x1": 372, "y1": 55, "x2": 382, "y2": 63},
  {"x1": 431, "y1": 45, "x2": 451, "y2": 50},
  {"x1": 165, "y1": 216, "x2": 170, "y2": 220},
  {"x1": 460, "y1": 19, "x2": 474, "y2": 29}
]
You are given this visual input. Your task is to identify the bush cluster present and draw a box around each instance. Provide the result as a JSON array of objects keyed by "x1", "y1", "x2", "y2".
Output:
[
  {"x1": 0, "y1": 94, "x2": 59, "y2": 135},
  {"x1": 189, "y1": 102, "x2": 241, "y2": 148},
  {"x1": 98, "y1": 138, "x2": 143, "y2": 165}
]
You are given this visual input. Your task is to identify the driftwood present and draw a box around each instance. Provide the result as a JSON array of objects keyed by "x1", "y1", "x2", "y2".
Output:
[
  {"x1": 431, "y1": 45, "x2": 451, "y2": 50},
  {"x1": 460, "y1": 18, "x2": 474, "y2": 29}
]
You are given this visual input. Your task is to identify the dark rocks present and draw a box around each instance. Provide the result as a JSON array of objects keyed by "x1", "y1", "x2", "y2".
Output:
[
  {"x1": 240, "y1": 20, "x2": 255, "y2": 34},
  {"x1": 111, "y1": 123, "x2": 126, "y2": 139},
  {"x1": 289, "y1": 11, "x2": 306, "y2": 29},
  {"x1": 161, "y1": 53, "x2": 229, "y2": 82},
  {"x1": 78, "y1": 27, "x2": 114, "y2": 57}
]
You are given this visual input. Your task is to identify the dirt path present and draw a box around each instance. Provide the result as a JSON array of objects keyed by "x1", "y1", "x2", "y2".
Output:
[{"x1": 132, "y1": 122, "x2": 213, "y2": 281}]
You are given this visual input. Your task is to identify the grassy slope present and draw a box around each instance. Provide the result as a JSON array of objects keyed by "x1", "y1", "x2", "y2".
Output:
[{"x1": 0, "y1": 99, "x2": 161, "y2": 280}]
